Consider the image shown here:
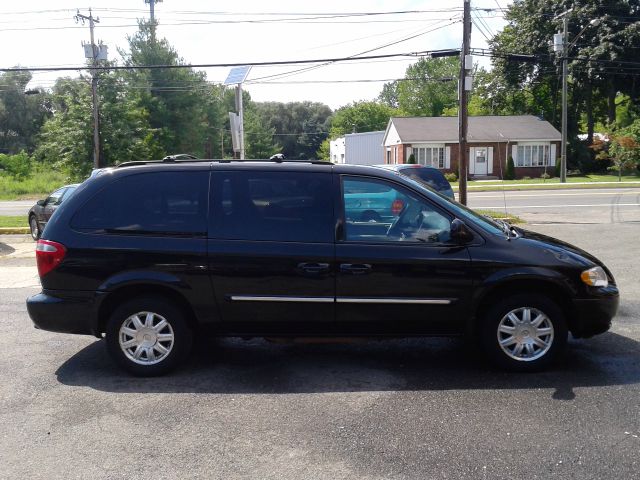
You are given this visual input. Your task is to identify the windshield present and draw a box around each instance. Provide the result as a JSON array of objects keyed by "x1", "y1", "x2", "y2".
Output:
[{"x1": 402, "y1": 177, "x2": 504, "y2": 236}]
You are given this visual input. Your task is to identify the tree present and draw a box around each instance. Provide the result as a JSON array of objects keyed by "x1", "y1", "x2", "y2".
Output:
[
  {"x1": 244, "y1": 110, "x2": 280, "y2": 159},
  {"x1": 489, "y1": 0, "x2": 640, "y2": 165},
  {"x1": 316, "y1": 138, "x2": 330, "y2": 161},
  {"x1": 253, "y1": 101, "x2": 332, "y2": 159},
  {"x1": 35, "y1": 75, "x2": 161, "y2": 179},
  {"x1": 0, "y1": 70, "x2": 52, "y2": 154},
  {"x1": 591, "y1": 119, "x2": 640, "y2": 180},
  {"x1": 381, "y1": 57, "x2": 459, "y2": 117},
  {"x1": 121, "y1": 21, "x2": 217, "y2": 157},
  {"x1": 329, "y1": 101, "x2": 397, "y2": 138}
]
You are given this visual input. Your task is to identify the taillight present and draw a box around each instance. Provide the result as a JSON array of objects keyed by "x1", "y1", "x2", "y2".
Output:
[{"x1": 36, "y1": 240, "x2": 67, "y2": 277}]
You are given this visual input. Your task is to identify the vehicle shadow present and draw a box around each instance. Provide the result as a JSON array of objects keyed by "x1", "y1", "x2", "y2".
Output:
[
  {"x1": 56, "y1": 332, "x2": 640, "y2": 398},
  {"x1": 0, "y1": 241, "x2": 16, "y2": 256}
]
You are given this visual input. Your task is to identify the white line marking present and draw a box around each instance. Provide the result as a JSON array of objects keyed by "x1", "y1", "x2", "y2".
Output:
[
  {"x1": 472, "y1": 191, "x2": 640, "y2": 199},
  {"x1": 475, "y1": 203, "x2": 640, "y2": 209}
]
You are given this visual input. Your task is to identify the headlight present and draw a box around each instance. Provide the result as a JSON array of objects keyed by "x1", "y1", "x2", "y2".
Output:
[{"x1": 581, "y1": 266, "x2": 608, "y2": 287}]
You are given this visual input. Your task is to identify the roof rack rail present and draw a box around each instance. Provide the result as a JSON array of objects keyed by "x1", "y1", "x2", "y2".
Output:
[{"x1": 115, "y1": 158, "x2": 333, "y2": 168}]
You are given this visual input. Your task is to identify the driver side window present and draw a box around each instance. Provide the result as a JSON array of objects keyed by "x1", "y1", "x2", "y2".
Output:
[{"x1": 341, "y1": 177, "x2": 451, "y2": 244}]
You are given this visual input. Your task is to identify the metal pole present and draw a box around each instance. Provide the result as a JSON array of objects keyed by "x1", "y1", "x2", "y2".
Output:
[
  {"x1": 560, "y1": 16, "x2": 568, "y2": 183},
  {"x1": 238, "y1": 84, "x2": 245, "y2": 160},
  {"x1": 458, "y1": 0, "x2": 471, "y2": 205}
]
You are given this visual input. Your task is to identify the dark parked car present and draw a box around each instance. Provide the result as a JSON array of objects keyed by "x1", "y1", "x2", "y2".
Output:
[
  {"x1": 377, "y1": 164, "x2": 455, "y2": 200},
  {"x1": 28, "y1": 184, "x2": 79, "y2": 240},
  {"x1": 27, "y1": 159, "x2": 619, "y2": 376}
]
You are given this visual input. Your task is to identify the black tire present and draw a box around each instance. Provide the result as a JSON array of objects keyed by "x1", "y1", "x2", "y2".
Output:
[
  {"x1": 105, "y1": 296, "x2": 193, "y2": 376},
  {"x1": 29, "y1": 215, "x2": 40, "y2": 241},
  {"x1": 480, "y1": 294, "x2": 567, "y2": 372}
]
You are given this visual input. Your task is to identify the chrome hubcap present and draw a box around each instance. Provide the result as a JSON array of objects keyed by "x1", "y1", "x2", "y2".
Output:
[
  {"x1": 119, "y1": 311, "x2": 174, "y2": 365},
  {"x1": 497, "y1": 307, "x2": 554, "y2": 362},
  {"x1": 30, "y1": 218, "x2": 38, "y2": 236}
]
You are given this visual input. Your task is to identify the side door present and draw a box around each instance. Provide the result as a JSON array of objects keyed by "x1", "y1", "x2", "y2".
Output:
[
  {"x1": 335, "y1": 175, "x2": 473, "y2": 335},
  {"x1": 207, "y1": 169, "x2": 336, "y2": 333},
  {"x1": 42, "y1": 187, "x2": 67, "y2": 226}
]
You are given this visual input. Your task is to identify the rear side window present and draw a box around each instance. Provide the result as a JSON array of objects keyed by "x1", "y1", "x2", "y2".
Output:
[
  {"x1": 210, "y1": 171, "x2": 333, "y2": 243},
  {"x1": 71, "y1": 171, "x2": 208, "y2": 235},
  {"x1": 403, "y1": 168, "x2": 450, "y2": 191}
]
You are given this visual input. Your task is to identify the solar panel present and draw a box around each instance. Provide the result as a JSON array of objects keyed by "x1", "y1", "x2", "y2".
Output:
[{"x1": 224, "y1": 66, "x2": 251, "y2": 85}]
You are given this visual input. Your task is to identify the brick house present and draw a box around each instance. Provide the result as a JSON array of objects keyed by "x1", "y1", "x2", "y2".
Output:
[{"x1": 383, "y1": 115, "x2": 561, "y2": 179}]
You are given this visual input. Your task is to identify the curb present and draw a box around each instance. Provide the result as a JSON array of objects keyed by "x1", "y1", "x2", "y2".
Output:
[{"x1": 0, "y1": 227, "x2": 30, "y2": 235}]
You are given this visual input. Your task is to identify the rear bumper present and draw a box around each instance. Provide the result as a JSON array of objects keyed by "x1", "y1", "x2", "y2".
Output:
[
  {"x1": 570, "y1": 286, "x2": 619, "y2": 338},
  {"x1": 27, "y1": 290, "x2": 99, "y2": 336}
]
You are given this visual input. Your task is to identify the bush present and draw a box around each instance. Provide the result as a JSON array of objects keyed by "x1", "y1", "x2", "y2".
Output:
[
  {"x1": 554, "y1": 160, "x2": 561, "y2": 178},
  {"x1": 522, "y1": 176, "x2": 532, "y2": 180},
  {"x1": 407, "y1": 153, "x2": 416, "y2": 164},
  {"x1": 540, "y1": 172, "x2": 551, "y2": 179},
  {"x1": 444, "y1": 172, "x2": 458, "y2": 182},
  {"x1": 0, "y1": 151, "x2": 32, "y2": 180},
  {"x1": 504, "y1": 156, "x2": 515, "y2": 180}
]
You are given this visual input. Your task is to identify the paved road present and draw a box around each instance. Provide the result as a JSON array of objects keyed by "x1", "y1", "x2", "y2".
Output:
[
  {"x1": 0, "y1": 200, "x2": 34, "y2": 216},
  {"x1": 467, "y1": 187, "x2": 640, "y2": 224},
  {"x1": 0, "y1": 223, "x2": 638, "y2": 479}
]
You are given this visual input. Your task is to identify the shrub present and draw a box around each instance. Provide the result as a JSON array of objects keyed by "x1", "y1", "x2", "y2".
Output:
[
  {"x1": 504, "y1": 156, "x2": 515, "y2": 180},
  {"x1": 554, "y1": 160, "x2": 561, "y2": 178},
  {"x1": 407, "y1": 153, "x2": 416, "y2": 164},
  {"x1": 522, "y1": 176, "x2": 532, "y2": 180},
  {"x1": 540, "y1": 172, "x2": 551, "y2": 179},
  {"x1": 444, "y1": 172, "x2": 458, "y2": 182},
  {"x1": 0, "y1": 151, "x2": 32, "y2": 180}
]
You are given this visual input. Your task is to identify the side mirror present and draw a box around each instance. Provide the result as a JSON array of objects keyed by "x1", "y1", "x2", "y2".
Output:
[
  {"x1": 450, "y1": 218, "x2": 474, "y2": 244},
  {"x1": 37, "y1": 199, "x2": 46, "y2": 206}
]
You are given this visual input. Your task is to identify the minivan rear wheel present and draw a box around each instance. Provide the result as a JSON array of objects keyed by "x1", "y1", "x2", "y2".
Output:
[
  {"x1": 105, "y1": 296, "x2": 193, "y2": 376},
  {"x1": 480, "y1": 294, "x2": 567, "y2": 372}
]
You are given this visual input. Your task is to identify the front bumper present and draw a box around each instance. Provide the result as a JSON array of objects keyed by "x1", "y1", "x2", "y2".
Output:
[
  {"x1": 570, "y1": 285, "x2": 620, "y2": 338},
  {"x1": 27, "y1": 290, "x2": 99, "y2": 336}
]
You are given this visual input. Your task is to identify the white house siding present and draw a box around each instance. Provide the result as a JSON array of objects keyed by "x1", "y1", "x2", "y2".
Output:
[
  {"x1": 343, "y1": 131, "x2": 385, "y2": 165},
  {"x1": 330, "y1": 137, "x2": 346, "y2": 164}
]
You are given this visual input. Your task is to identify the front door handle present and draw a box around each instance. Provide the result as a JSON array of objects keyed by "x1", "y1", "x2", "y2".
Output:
[
  {"x1": 297, "y1": 262, "x2": 330, "y2": 274},
  {"x1": 340, "y1": 263, "x2": 372, "y2": 275}
]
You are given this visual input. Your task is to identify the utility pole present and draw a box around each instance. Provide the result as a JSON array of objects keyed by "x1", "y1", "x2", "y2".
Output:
[
  {"x1": 458, "y1": 0, "x2": 472, "y2": 205},
  {"x1": 144, "y1": 0, "x2": 162, "y2": 42},
  {"x1": 75, "y1": 8, "x2": 101, "y2": 169},
  {"x1": 560, "y1": 15, "x2": 569, "y2": 183}
]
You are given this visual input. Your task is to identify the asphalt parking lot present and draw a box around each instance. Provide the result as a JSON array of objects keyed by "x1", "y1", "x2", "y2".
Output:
[{"x1": 0, "y1": 221, "x2": 638, "y2": 479}]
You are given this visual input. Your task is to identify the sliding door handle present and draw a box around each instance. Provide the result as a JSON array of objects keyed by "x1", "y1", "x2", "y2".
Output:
[{"x1": 340, "y1": 263, "x2": 372, "y2": 275}]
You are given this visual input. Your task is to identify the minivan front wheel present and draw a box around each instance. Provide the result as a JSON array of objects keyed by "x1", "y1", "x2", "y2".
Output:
[
  {"x1": 106, "y1": 296, "x2": 193, "y2": 376},
  {"x1": 480, "y1": 294, "x2": 567, "y2": 371},
  {"x1": 29, "y1": 215, "x2": 40, "y2": 241}
]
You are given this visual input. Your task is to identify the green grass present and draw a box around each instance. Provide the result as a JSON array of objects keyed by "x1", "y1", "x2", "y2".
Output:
[
  {"x1": 0, "y1": 169, "x2": 70, "y2": 200},
  {"x1": 0, "y1": 215, "x2": 27, "y2": 228},
  {"x1": 475, "y1": 209, "x2": 525, "y2": 224}
]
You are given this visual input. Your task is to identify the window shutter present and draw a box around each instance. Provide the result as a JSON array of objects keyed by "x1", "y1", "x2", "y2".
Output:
[
  {"x1": 549, "y1": 144, "x2": 556, "y2": 166},
  {"x1": 445, "y1": 146, "x2": 451, "y2": 169},
  {"x1": 469, "y1": 147, "x2": 475, "y2": 174},
  {"x1": 488, "y1": 147, "x2": 494, "y2": 175}
]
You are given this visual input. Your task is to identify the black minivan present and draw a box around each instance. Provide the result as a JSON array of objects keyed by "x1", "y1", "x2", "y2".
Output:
[{"x1": 27, "y1": 159, "x2": 619, "y2": 375}]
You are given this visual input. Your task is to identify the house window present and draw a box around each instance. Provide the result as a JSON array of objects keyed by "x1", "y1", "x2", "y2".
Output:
[
  {"x1": 516, "y1": 145, "x2": 550, "y2": 167},
  {"x1": 413, "y1": 146, "x2": 445, "y2": 168}
]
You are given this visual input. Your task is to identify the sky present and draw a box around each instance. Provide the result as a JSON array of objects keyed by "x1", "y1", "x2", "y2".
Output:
[{"x1": 0, "y1": 0, "x2": 511, "y2": 110}]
